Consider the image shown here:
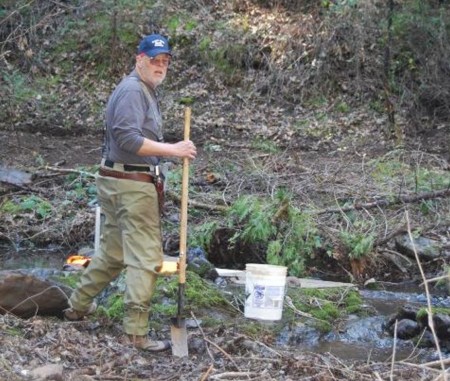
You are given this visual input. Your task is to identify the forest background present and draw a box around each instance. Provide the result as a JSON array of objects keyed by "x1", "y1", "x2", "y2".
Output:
[{"x1": 0, "y1": 1, "x2": 450, "y2": 380}]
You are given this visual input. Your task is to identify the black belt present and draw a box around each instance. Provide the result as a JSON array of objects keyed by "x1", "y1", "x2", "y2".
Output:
[
  {"x1": 99, "y1": 167, "x2": 156, "y2": 183},
  {"x1": 104, "y1": 159, "x2": 152, "y2": 172}
]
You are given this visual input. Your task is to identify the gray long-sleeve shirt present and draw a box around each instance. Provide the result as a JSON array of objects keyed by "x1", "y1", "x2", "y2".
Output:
[{"x1": 103, "y1": 70, "x2": 163, "y2": 166}]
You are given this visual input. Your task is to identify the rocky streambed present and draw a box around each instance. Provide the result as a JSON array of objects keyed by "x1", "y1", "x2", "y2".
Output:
[{"x1": 1, "y1": 261, "x2": 449, "y2": 367}]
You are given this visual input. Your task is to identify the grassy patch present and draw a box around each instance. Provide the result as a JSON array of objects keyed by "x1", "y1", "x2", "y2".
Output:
[
  {"x1": 100, "y1": 271, "x2": 235, "y2": 325},
  {"x1": 417, "y1": 307, "x2": 450, "y2": 320},
  {"x1": 369, "y1": 156, "x2": 449, "y2": 193},
  {"x1": 285, "y1": 287, "x2": 363, "y2": 332}
]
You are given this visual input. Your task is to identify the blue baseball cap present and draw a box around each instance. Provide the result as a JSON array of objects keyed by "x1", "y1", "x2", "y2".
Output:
[{"x1": 138, "y1": 34, "x2": 171, "y2": 58}]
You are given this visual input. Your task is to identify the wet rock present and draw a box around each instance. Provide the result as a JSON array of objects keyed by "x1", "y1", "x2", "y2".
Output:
[
  {"x1": 385, "y1": 303, "x2": 450, "y2": 352},
  {"x1": 188, "y1": 337, "x2": 207, "y2": 354},
  {"x1": 432, "y1": 313, "x2": 450, "y2": 339},
  {"x1": 400, "y1": 320, "x2": 422, "y2": 340},
  {"x1": 389, "y1": 319, "x2": 421, "y2": 340},
  {"x1": 385, "y1": 304, "x2": 419, "y2": 329},
  {"x1": 416, "y1": 311, "x2": 450, "y2": 339},
  {"x1": 395, "y1": 235, "x2": 442, "y2": 260},
  {"x1": 0, "y1": 270, "x2": 71, "y2": 318},
  {"x1": 282, "y1": 324, "x2": 320, "y2": 347},
  {"x1": 187, "y1": 247, "x2": 219, "y2": 280},
  {"x1": 398, "y1": 304, "x2": 420, "y2": 321},
  {"x1": 417, "y1": 330, "x2": 436, "y2": 348}
]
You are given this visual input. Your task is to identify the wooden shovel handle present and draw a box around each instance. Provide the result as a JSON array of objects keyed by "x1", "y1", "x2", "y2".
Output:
[{"x1": 178, "y1": 107, "x2": 191, "y2": 284}]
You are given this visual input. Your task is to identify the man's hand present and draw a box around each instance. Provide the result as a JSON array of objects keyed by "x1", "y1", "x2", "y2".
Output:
[
  {"x1": 173, "y1": 140, "x2": 197, "y2": 160},
  {"x1": 137, "y1": 138, "x2": 197, "y2": 159}
]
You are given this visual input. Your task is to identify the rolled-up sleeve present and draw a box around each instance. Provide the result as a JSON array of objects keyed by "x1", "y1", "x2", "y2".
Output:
[{"x1": 110, "y1": 89, "x2": 146, "y2": 154}]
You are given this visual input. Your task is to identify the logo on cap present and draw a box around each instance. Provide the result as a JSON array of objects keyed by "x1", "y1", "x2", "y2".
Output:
[{"x1": 153, "y1": 39, "x2": 166, "y2": 48}]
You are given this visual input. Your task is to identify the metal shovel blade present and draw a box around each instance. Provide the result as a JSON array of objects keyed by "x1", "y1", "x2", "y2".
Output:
[
  {"x1": 170, "y1": 317, "x2": 188, "y2": 357},
  {"x1": 171, "y1": 283, "x2": 188, "y2": 357}
]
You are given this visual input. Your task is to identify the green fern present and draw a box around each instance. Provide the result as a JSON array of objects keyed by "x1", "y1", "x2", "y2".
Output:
[
  {"x1": 227, "y1": 192, "x2": 320, "y2": 277},
  {"x1": 340, "y1": 230, "x2": 375, "y2": 260},
  {"x1": 190, "y1": 220, "x2": 218, "y2": 249}
]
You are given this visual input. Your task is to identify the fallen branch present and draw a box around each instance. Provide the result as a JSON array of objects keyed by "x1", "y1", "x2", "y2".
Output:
[
  {"x1": 166, "y1": 190, "x2": 228, "y2": 212},
  {"x1": 209, "y1": 371, "x2": 259, "y2": 380},
  {"x1": 316, "y1": 188, "x2": 450, "y2": 215},
  {"x1": 200, "y1": 364, "x2": 214, "y2": 381},
  {"x1": 44, "y1": 166, "x2": 96, "y2": 178},
  {"x1": 203, "y1": 338, "x2": 240, "y2": 371}
]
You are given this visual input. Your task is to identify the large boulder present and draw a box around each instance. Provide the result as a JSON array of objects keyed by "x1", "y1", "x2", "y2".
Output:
[
  {"x1": 0, "y1": 270, "x2": 72, "y2": 318},
  {"x1": 395, "y1": 235, "x2": 443, "y2": 260}
]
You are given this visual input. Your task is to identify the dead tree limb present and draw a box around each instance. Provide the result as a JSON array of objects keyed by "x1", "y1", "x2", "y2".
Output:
[
  {"x1": 166, "y1": 190, "x2": 228, "y2": 212},
  {"x1": 316, "y1": 188, "x2": 450, "y2": 215},
  {"x1": 43, "y1": 166, "x2": 96, "y2": 178}
]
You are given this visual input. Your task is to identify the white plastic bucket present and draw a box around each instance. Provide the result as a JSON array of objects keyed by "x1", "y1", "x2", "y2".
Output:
[{"x1": 244, "y1": 264, "x2": 288, "y2": 321}]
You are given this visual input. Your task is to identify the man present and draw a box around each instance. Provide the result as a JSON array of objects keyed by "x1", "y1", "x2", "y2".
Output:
[{"x1": 64, "y1": 34, "x2": 197, "y2": 352}]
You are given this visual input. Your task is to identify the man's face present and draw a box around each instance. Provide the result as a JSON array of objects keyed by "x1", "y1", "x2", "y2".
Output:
[{"x1": 137, "y1": 53, "x2": 171, "y2": 88}]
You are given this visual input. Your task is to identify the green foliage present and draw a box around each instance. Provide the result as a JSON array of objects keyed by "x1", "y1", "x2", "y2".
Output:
[
  {"x1": 228, "y1": 195, "x2": 277, "y2": 243},
  {"x1": 198, "y1": 36, "x2": 212, "y2": 52},
  {"x1": 226, "y1": 191, "x2": 320, "y2": 276},
  {"x1": 208, "y1": 47, "x2": 238, "y2": 74},
  {"x1": 167, "y1": 15, "x2": 181, "y2": 34},
  {"x1": 64, "y1": 168, "x2": 97, "y2": 203},
  {"x1": 198, "y1": 35, "x2": 246, "y2": 75},
  {"x1": 335, "y1": 101, "x2": 350, "y2": 113},
  {"x1": 369, "y1": 156, "x2": 449, "y2": 193},
  {"x1": 186, "y1": 20, "x2": 198, "y2": 32},
  {"x1": 105, "y1": 293, "x2": 125, "y2": 320},
  {"x1": 5, "y1": 327, "x2": 23, "y2": 337},
  {"x1": 2, "y1": 70, "x2": 35, "y2": 102},
  {"x1": 1, "y1": 68, "x2": 62, "y2": 127},
  {"x1": 50, "y1": 0, "x2": 150, "y2": 77},
  {"x1": 166, "y1": 14, "x2": 198, "y2": 35},
  {"x1": 178, "y1": 97, "x2": 195, "y2": 105},
  {"x1": 54, "y1": 273, "x2": 82, "y2": 289},
  {"x1": 344, "y1": 290, "x2": 363, "y2": 314},
  {"x1": 190, "y1": 221, "x2": 218, "y2": 249},
  {"x1": 185, "y1": 272, "x2": 229, "y2": 308},
  {"x1": 97, "y1": 272, "x2": 233, "y2": 325},
  {"x1": 323, "y1": 0, "x2": 358, "y2": 13},
  {"x1": 2, "y1": 195, "x2": 52, "y2": 219},
  {"x1": 305, "y1": 95, "x2": 328, "y2": 109},
  {"x1": 251, "y1": 138, "x2": 280, "y2": 154},
  {"x1": 313, "y1": 302, "x2": 340, "y2": 320},
  {"x1": 417, "y1": 307, "x2": 450, "y2": 320},
  {"x1": 339, "y1": 229, "x2": 375, "y2": 260},
  {"x1": 286, "y1": 287, "x2": 362, "y2": 332}
]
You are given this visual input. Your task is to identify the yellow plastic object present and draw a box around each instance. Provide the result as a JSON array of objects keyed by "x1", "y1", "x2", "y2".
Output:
[{"x1": 157, "y1": 260, "x2": 178, "y2": 275}]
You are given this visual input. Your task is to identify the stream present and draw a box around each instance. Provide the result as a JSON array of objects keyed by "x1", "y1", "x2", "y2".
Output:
[
  {"x1": 2, "y1": 247, "x2": 450, "y2": 364},
  {"x1": 275, "y1": 287, "x2": 450, "y2": 363}
]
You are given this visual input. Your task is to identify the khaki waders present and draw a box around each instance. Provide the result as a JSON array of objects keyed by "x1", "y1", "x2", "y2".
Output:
[{"x1": 68, "y1": 173, "x2": 163, "y2": 336}]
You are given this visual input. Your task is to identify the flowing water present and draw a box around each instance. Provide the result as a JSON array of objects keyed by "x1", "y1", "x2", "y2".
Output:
[
  {"x1": 2, "y1": 247, "x2": 449, "y2": 363},
  {"x1": 275, "y1": 287, "x2": 450, "y2": 362}
]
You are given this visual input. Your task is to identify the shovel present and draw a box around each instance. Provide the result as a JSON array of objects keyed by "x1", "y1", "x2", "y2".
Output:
[{"x1": 170, "y1": 107, "x2": 191, "y2": 357}]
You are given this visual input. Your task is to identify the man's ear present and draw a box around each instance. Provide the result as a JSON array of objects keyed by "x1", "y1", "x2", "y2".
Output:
[{"x1": 136, "y1": 54, "x2": 145, "y2": 68}]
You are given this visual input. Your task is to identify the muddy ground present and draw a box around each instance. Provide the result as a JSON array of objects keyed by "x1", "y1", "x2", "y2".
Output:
[{"x1": 1, "y1": 118, "x2": 449, "y2": 381}]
